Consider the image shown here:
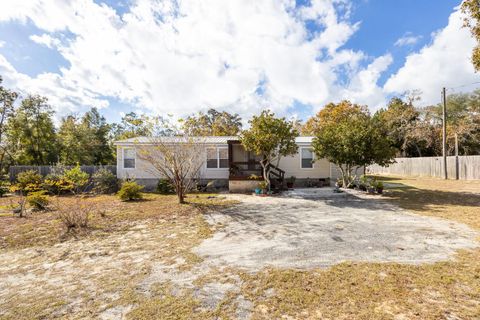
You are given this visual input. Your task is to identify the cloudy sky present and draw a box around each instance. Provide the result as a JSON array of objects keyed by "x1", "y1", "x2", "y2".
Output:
[{"x1": 0, "y1": 0, "x2": 478, "y2": 123}]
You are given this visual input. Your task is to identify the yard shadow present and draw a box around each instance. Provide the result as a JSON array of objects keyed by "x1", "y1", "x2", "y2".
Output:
[{"x1": 380, "y1": 179, "x2": 480, "y2": 212}]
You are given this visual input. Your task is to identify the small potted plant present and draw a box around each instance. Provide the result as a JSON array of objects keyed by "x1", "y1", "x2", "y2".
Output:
[
  {"x1": 286, "y1": 176, "x2": 296, "y2": 189},
  {"x1": 367, "y1": 179, "x2": 377, "y2": 193},
  {"x1": 257, "y1": 181, "x2": 268, "y2": 195},
  {"x1": 335, "y1": 178, "x2": 343, "y2": 188},
  {"x1": 359, "y1": 175, "x2": 368, "y2": 191},
  {"x1": 375, "y1": 181, "x2": 384, "y2": 194}
]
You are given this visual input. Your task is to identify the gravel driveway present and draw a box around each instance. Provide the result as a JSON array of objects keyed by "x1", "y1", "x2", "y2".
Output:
[{"x1": 195, "y1": 188, "x2": 479, "y2": 271}]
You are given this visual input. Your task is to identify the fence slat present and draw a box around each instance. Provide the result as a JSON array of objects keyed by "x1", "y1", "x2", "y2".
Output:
[
  {"x1": 367, "y1": 156, "x2": 480, "y2": 180},
  {"x1": 9, "y1": 165, "x2": 117, "y2": 182}
]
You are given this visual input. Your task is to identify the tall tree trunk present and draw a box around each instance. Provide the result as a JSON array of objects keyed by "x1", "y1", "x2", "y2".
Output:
[{"x1": 260, "y1": 159, "x2": 270, "y2": 191}]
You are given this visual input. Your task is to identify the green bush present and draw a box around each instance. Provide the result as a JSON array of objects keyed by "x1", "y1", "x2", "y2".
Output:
[
  {"x1": 16, "y1": 170, "x2": 43, "y2": 193},
  {"x1": 43, "y1": 173, "x2": 73, "y2": 195},
  {"x1": 157, "y1": 179, "x2": 174, "y2": 194},
  {"x1": 118, "y1": 181, "x2": 144, "y2": 201},
  {"x1": 0, "y1": 181, "x2": 9, "y2": 197},
  {"x1": 63, "y1": 165, "x2": 89, "y2": 193},
  {"x1": 27, "y1": 190, "x2": 49, "y2": 210},
  {"x1": 92, "y1": 168, "x2": 118, "y2": 194}
]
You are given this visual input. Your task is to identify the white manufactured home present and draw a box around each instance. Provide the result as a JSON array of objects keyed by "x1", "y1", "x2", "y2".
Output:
[{"x1": 114, "y1": 136, "x2": 343, "y2": 192}]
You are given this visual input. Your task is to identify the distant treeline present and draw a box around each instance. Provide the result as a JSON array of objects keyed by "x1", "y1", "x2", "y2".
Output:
[{"x1": 1, "y1": 74, "x2": 479, "y2": 175}]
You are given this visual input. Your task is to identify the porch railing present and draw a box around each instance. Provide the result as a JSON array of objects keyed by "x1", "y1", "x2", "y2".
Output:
[{"x1": 229, "y1": 161, "x2": 285, "y2": 182}]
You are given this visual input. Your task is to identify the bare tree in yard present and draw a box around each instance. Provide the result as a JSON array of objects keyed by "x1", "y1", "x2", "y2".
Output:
[{"x1": 136, "y1": 119, "x2": 206, "y2": 204}]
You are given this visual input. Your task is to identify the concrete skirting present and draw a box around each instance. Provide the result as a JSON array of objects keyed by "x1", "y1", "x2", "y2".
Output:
[
  {"x1": 134, "y1": 178, "x2": 229, "y2": 192},
  {"x1": 293, "y1": 178, "x2": 331, "y2": 188},
  {"x1": 229, "y1": 180, "x2": 261, "y2": 193}
]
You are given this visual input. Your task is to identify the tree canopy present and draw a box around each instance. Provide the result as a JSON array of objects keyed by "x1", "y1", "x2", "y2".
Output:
[
  {"x1": 311, "y1": 101, "x2": 396, "y2": 186},
  {"x1": 182, "y1": 108, "x2": 242, "y2": 136},
  {"x1": 240, "y1": 110, "x2": 298, "y2": 189},
  {"x1": 58, "y1": 108, "x2": 113, "y2": 165},
  {"x1": 462, "y1": 0, "x2": 480, "y2": 71},
  {"x1": 6, "y1": 95, "x2": 58, "y2": 165}
]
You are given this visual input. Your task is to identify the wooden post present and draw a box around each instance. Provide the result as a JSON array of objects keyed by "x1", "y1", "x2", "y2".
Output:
[
  {"x1": 455, "y1": 133, "x2": 459, "y2": 180},
  {"x1": 442, "y1": 87, "x2": 448, "y2": 180}
]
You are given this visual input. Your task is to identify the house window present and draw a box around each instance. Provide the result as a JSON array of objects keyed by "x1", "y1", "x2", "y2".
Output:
[
  {"x1": 123, "y1": 148, "x2": 135, "y2": 169},
  {"x1": 207, "y1": 147, "x2": 229, "y2": 169},
  {"x1": 207, "y1": 148, "x2": 218, "y2": 168},
  {"x1": 301, "y1": 148, "x2": 314, "y2": 169},
  {"x1": 219, "y1": 148, "x2": 228, "y2": 168}
]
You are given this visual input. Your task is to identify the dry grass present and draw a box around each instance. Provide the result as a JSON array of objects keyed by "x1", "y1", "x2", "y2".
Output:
[
  {"x1": 0, "y1": 193, "x2": 236, "y2": 250},
  {"x1": 378, "y1": 175, "x2": 480, "y2": 230}
]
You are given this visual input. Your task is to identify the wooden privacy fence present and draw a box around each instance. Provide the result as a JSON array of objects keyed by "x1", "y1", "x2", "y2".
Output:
[
  {"x1": 367, "y1": 156, "x2": 480, "y2": 180},
  {"x1": 9, "y1": 165, "x2": 116, "y2": 182}
]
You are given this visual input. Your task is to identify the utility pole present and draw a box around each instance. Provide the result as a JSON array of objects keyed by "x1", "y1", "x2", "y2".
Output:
[{"x1": 442, "y1": 87, "x2": 448, "y2": 180}]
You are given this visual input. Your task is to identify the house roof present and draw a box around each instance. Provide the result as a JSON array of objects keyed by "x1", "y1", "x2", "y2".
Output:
[
  {"x1": 114, "y1": 136, "x2": 314, "y2": 145},
  {"x1": 114, "y1": 136, "x2": 239, "y2": 145}
]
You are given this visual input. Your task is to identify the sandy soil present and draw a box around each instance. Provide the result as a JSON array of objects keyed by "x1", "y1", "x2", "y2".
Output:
[{"x1": 195, "y1": 188, "x2": 479, "y2": 271}]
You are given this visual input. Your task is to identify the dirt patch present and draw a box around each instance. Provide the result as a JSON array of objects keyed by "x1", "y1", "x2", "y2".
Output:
[{"x1": 195, "y1": 189, "x2": 479, "y2": 271}]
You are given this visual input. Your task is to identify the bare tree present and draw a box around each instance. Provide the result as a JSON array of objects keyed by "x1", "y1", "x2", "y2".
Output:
[{"x1": 136, "y1": 119, "x2": 207, "y2": 203}]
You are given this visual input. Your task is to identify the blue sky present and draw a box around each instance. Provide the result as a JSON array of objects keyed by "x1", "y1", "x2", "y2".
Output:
[
  {"x1": 346, "y1": 0, "x2": 461, "y2": 85},
  {"x1": 0, "y1": 0, "x2": 477, "y2": 124}
]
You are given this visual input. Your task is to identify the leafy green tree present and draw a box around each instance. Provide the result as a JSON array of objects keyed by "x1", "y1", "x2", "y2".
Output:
[
  {"x1": 59, "y1": 108, "x2": 114, "y2": 165},
  {"x1": 111, "y1": 112, "x2": 155, "y2": 140},
  {"x1": 182, "y1": 108, "x2": 242, "y2": 136},
  {"x1": 6, "y1": 95, "x2": 58, "y2": 165},
  {"x1": 83, "y1": 108, "x2": 114, "y2": 164},
  {"x1": 0, "y1": 76, "x2": 18, "y2": 173},
  {"x1": 462, "y1": 0, "x2": 480, "y2": 71},
  {"x1": 374, "y1": 97, "x2": 422, "y2": 156},
  {"x1": 425, "y1": 91, "x2": 480, "y2": 155},
  {"x1": 311, "y1": 101, "x2": 396, "y2": 187},
  {"x1": 240, "y1": 110, "x2": 298, "y2": 189}
]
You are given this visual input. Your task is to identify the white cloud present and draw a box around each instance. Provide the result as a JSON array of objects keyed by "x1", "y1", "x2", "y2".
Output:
[
  {"x1": 385, "y1": 9, "x2": 480, "y2": 105},
  {"x1": 0, "y1": 54, "x2": 109, "y2": 118},
  {"x1": 0, "y1": 0, "x2": 393, "y2": 120},
  {"x1": 336, "y1": 54, "x2": 393, "y2": 109},
  {"x1": 0, "y1": 40, "x2": 5, "y2": 48},
  {"x1": 394, "y1": 33, "x2": 422, "y2": 47},
  {"x1": 29, "y1": 34, "x2": 60, "y2": 48},
  {"x1": 2, "y1": 0, "x2": 479, "y2": 122}
]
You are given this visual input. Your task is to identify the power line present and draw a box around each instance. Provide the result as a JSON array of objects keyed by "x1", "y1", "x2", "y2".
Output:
[{"x1": 447, "y1": 81, "x2": 480, "y2": 90}]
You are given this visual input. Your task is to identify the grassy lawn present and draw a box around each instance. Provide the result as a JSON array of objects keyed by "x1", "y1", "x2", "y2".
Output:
[{"x1": 0, "y1": 178, "x2": 479, "y2": 319}]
